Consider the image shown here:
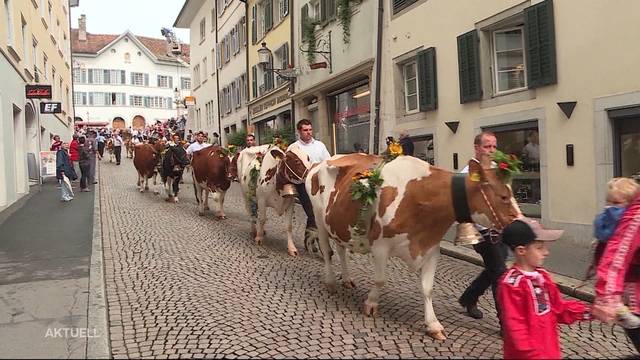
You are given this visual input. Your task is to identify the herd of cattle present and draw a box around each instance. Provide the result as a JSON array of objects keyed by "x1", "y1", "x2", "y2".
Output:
[{"x1": 131, "y1": 141, "x2": 521, "y2": 340}]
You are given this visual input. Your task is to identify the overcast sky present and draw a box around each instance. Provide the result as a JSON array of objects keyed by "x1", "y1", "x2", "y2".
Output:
[{"x1": 70, "y1": 0, "x2": 190, "y2": 43}]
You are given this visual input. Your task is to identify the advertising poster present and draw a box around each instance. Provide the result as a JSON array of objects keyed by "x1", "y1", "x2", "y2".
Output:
[{"x1": 40, "y1": 151, "x2": 57, "y2": 178}]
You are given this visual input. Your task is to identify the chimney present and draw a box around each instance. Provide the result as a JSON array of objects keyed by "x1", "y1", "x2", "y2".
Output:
[{"x1": 78, "y1": 14, "x2": 87, "y2": 41}]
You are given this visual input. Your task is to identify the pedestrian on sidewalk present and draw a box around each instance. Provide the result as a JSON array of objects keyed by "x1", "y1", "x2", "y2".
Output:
[
  {"x1": 113, "y1": 131, "x2": 123, "y2": 165},
  {"x1": 458, "y1": 131, "x2": 509, "y2": 320},
  {"x1": 56, "y1": 142, "x2": 77, "y2": 202},
  {"x1": 78, "y1": 137, "x2": 91, "y2": 192},
  {"x1": 86, "y1": 130, "x2": 98, "y2": 184},
  {"x1": 69, "y1": 134, "x2": 80, "y2": 181},
  {"x1": 50, "y1": 135, "x2": 62, "y2": 151},
  {"x1": 97, "y1": 131, "x2": 106, "y2": 159},
  {"x1": 498, "y1": 218, "x2": 591, "y2": 359},
  {"x1": 593, "y1": 190, "x2": 640, "y2": 353}
]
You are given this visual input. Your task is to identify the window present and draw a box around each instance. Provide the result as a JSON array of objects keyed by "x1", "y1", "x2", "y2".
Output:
[
  {"x1": 4, "y1": 0, "x2": 13, "y2": 46},
  {"x1": 130, "y1": 95, "x2": 143, "y2": 107},
  {"x1": 74, "y1": 92, "x2": 86, "y2": 105},
  {"x1": 485, "y1": 122, "x2": 541, "y2": 217},
  {"x1": 193, "y1": 64, "x2": 201, "y2": 88},
  {"x1": 612, "y1": 113, "x2": 640, "y2": 180},
  {"x1": 458, "y1": 0, "x2": 556, "y2": 103},
  {"x1": 410, "y1": 135, "x2": 435, "y2": 165},
  {"x1": 47, "y1": 2, "x2": 52, "y2": 27},
  {"x1": 43, "y1": 54, "x2": 48, "y2": 79},
  {"x1": 211, "y1": 8, "x2": 215, "y2": 32},
  {"x1": 202, "y1": 58, "x2": 207, "y2": 79},
  {"x1": 493, "y1": 27, "x2": 526, "y2": 94},
  {"x1": 51, "y1": 67, "x2": 56, "y2": 97},
  {"x1": 90, "y1": 68, "x2": 103, "y2": 84},
  {"x1": 32, "y1": 38, "x2": 37, "y2": 70},
  {"x1": 330, "y1": 83, "x2": 371, "y2": 154},
  {"x1": 392, "y1": 0, "x2": 416, "y2": 15},
  {"x1": 181, "y1": 77, "x2": 191, "y2": 90},
  {"x1": 157, "y1": 75, "x2": 172, "y2": 88},
  {"x1": 211, "y1": 49, "x2": 215, "y2": 74},
  {"x1": 21, "y1": 16, "x2": 27, "y2": 63},
  {"x1": 199, "y1": 18, "x2": 206, "y2": 42},
  {"x1": 124, "y1": 52, "x2": 130, "y2": 63},
  {"x1": 403, "y1": 62, "x2": 418, "y2": 113},
  {"x1": 131, "y1": 72, "x2": 146, "y2": 86},
  {"x1": 59, "y1": 77, "x2": 63, "y2": 102},
  {"x1": 279, "y1": 0, "x2": 289, "y2": 18}
]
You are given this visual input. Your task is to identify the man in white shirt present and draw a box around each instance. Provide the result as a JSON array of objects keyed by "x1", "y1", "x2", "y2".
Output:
[
  {"x1": 113, "y1": 132, "x2": 123, "y2": 165},
  {"x1": 458, "y1": 131, "x2": 509, "y2": 324},
  {"x1": 288, "y1": 119, "x2": 331, "y2": 244},
  {"x1": 186, "y1": 131, "x2": 211, "y2": 156}
]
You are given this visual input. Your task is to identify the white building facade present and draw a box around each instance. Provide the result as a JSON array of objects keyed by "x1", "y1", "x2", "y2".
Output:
[{"x1": 71, "y1": 16, "x2": 190, "y2": 129}]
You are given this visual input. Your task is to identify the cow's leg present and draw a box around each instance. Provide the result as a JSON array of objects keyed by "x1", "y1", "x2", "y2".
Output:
[
  {"x1": 144, "y1": 176, "x2": 149, "y2": 191},
  {"x1": 195, "y1": 184, "x2": 206, "y2": 216},
  {"x1": 137, "y1": 173, "x2": 142, "y2": 191},
  {"x1": 254, "y1": 198, "x2": 267, "y2": 246},
  {"x1": 215, "y1": 191, "x2": 227, "y2": 220},
  {"x1": 165, "y1": 177, "x2": 174, "y2": 202},
  {"x1": 284, "y1": 206, "x2": 298, "y2": 256},
  {"x1": 153, "y1": 173, "x2": 160, "y2": 194},
  {"x1": 336, "y1": 245, "x2": 354, "y2": 288},
  {"x1": 420, "y1": 245, "x2": 445, "y2": 340},
  {"x1": 317, "y1": 224, "x2": 337, "y2": 292},
  {"x1": 364, "y1": 244, "x2": 390, "y2": 316}
]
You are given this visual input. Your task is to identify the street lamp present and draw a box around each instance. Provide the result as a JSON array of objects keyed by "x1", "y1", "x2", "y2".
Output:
[
  {"x1": 257, "y1": 42, "x2": 297, "y2": 82},
  {"x1": 173, "y1": 87, "x2": 184, "y2": 119}
]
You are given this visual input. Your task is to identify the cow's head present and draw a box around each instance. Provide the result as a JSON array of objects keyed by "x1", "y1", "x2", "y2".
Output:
[
  {"x1": 466, "y1": 154, "x2": 522, "y2": 231},
  {"x1": 169, "y1": 146, "x2": 190, "y2": 168},
  {"x1": 271, "y1": 143, "x2": 312, "y2": 184},
  {"x1": 228, "y1": 152, "x2": 240, "y2": 182}
]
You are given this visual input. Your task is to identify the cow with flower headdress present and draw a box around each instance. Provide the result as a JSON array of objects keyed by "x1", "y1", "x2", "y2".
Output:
[{"x1": 275, "y1": 145, "x2": 523, "y2": 340}]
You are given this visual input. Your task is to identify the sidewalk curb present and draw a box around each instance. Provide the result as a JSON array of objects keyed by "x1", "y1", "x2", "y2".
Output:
[
  {"x1": 86, "y1": 165, "x2": 111, "y2": 358},
  {"x1": 440, "y1": 241, "x2": 595, "y2": 303}
]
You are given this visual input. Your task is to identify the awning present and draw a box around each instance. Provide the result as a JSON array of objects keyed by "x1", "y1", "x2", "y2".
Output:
[{"x1": 74, "y1": 121, "x2": 109, "y2": 127}]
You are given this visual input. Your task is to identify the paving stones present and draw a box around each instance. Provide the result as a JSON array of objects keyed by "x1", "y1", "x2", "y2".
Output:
[{"x1": 100, "y1": 160, "x2": 637, "y2": 358}]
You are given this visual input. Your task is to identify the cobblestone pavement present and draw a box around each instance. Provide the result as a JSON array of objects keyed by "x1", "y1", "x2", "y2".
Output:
[{"x1": 100, "y1": 158, "x2": 636, "y2": 359}]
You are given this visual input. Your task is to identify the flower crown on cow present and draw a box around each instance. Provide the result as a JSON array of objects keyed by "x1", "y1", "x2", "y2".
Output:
[{"x1": 491, "y1": 150, "x2": 522, "y2": 182}]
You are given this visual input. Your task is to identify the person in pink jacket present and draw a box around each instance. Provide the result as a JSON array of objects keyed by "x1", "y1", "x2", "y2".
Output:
[{"x1": 593, "y1": 192, "x2": 640, "y2": 353}]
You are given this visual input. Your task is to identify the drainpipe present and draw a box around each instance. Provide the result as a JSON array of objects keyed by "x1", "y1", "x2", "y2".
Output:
[
  {"x1": 372, "y1": 0, "x2": 384, "y2": 154},
  {"x1": 244, "y1": 0, "x2": 250, "y2": 132},
  {"x1": 215, "y1": 6, "x2": 222, "y2": 141},
  {"x1": 289, "y1": 0, "x2": 295, "y2": 129}
]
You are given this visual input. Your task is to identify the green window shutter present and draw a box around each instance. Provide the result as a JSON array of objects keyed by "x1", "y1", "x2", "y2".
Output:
[
  {"x1": 524, "y1": 0, "x2": 557, "y2": 88},
  {"x1": 169, "y1": 76, "x2": 173, "y2": 89},
  {"x1": 457, "y1": 29, "x2": 482, "y2": 104},
  {"x1": 265, "y1": 0, "x2": 273, "y2": 31},
  {"x1": 418, "y1": 47, "x2": 437, "y2": 111},
  {"x1": 301, "y1": 4, "x2": 309, "y2": 32},
  {"x1": 144, "y1": 74, "x2": 149, "y2": 86},
  {"x1": 320, "y1": 0, "x2": 327, "y2": 22},
  {"x1": 252, "y1": 65, "x2": 257, "y2": 98},
  {"x1": 120, "y1": 70, "x2": 125, "y2": 84},
  {"x1": 392, "y1": 0, "x2": 416, "y2": 15},
  {"x1": 251, "y1": 5, "x2": 257, "y2": 44}
]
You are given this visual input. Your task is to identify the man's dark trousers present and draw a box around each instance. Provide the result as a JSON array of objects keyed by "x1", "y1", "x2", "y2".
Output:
[
  {"x1": 114, "y1": 146, "x2": 122, "y2": 165},
  {"x1": 295, "y1": 183, "x2": 316, "y2": 229},
  {"x1": 459, "y1": 231, "x2": 508, "y2": 315}
]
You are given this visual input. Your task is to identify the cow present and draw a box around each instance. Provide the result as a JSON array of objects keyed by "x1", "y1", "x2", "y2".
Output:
[
  {"x1": 124, "y1": 138, "x2": 135, "y2": 159},
  {"x1": 190, "y1": 146, "x2": 233, "y2": 219},
  {"x1": 160, "y1": 145, "x2": 190, "y2": 203},
  {"x1": 303, "y1": 153, "x2": 521, "y2": 340},
  {"x1": 133, "y1": 141, "x2": 165, "y2": 193},
  {"x1": 234, "y1": 145, "x2": 270, "y2": 235}
]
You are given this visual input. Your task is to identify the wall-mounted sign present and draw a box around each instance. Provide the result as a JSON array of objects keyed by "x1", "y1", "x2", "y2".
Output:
[
  {"x1": 26, "y1": 85, "x2": 52, "y2": 99},
  {"x1": 40, "y1": 102, "x2": 62, "y2": 114}
]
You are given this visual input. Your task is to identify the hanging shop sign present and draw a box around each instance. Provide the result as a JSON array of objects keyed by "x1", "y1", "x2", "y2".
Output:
[
  {"x1": 40, "y1": 102, "x2": 62, "y2": 114},
  {"x1": 26, "y1": 84, "x2": 52, "y2": 99}
]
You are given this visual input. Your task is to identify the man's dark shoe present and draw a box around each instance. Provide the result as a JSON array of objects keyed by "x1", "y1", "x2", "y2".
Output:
[{"x1": 459, "y1": 298, "x2": 483, "y2": 319}]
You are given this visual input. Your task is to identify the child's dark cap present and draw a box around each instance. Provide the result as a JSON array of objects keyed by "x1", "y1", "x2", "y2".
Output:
[{"x1": 501, "y1": 218, "x2": 564, "y2": 249}]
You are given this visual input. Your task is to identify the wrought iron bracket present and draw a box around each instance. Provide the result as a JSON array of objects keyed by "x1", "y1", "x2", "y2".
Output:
[{"x1": 299, "y1": 30, "x2": 333, "y2": 73}]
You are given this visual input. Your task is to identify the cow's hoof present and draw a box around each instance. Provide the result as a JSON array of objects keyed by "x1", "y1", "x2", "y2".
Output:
[
  {"x1": 363, "y1": 301, "x2": 379, "y2": 317},
  {"x1": 426, "y1": 330, "x2": 447, "y2": 341},
  {"x1": 139, "y1": 189, "x2": 144, "y2": 193},
  {"x1": 287, "y1": 247, "x2": 299, "y2": 257},
  {"x1": 204, "y1": 205, "x2": 210, "y2": 211},
  {"x1": 343, "y1": 279, "x2": 356, "y2": 289},
  {"x1": 215, "y1": 214, "x2": 227, "y2": 220},
  {"x1": 255, "y1": 238, "x2": 263, "y2": 246},
  {"x1": 173, "y1": 197, "x2": 179, "y2": 203},
  {"x1": 145, "y1": 186, "x2": 149, "y2": 190},
  {"x1": 198, "y1": 211, "x2": 205, "y2": 216},
  {"x1": 154, "y1": 191, "x2": 160, "y2": 195}
]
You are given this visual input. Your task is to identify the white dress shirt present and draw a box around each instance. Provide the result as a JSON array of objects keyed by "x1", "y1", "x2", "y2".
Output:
[
  {"x1": 186, "y1": 141, "x2": 211, "y2": 155},
  {"x1": 289, "y1": 138, "x2": 331, "y2": 164}
]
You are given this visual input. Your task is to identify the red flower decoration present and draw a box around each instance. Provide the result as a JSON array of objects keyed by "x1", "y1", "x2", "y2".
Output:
[{"x1": 499, "y1": 162, "x2": 509, "y2": 170}]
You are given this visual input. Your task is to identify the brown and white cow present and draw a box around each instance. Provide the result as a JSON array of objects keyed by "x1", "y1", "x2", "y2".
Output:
[
  {"x1": 305, "y1": 153, "x2": 521, "y2": 340},
  {"x1": 190, "y1": 146, "x2": 233, "y2": 219},
  {"x1": 132, "y1": 141, "x2": 165, "y2": 193},
  {"x1": 235, "y1": 145, "x2": 271, "y2": 236}
]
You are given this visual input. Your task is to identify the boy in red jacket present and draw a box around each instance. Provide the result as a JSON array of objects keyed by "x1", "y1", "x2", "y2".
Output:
[{"x1": 498, "y1": 218, "x2": 591, "y2": 359}]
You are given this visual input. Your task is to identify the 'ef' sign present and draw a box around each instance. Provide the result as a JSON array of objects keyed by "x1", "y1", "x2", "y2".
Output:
[{"x1": 40, "y1": 102, "x2": 62, "y2": 114}]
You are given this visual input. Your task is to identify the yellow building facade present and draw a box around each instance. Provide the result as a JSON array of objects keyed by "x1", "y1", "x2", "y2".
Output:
[
  {"x1": 0, "y1": 0, "x2": 74, "y2": 211},
  {"x1": 247, "y1": 0, "x2": 293, "y2": 143}
]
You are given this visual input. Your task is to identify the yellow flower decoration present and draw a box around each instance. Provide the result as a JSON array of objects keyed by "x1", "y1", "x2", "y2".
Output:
[{"x1": 388, "y1": 142, "x2": 403, "y2": 156}]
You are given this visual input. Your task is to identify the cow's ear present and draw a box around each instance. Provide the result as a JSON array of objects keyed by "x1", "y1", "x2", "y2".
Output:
[
  {"x1": 468, "y1": 159, "x2": 484, "y2": 181},
  {"x1": 270, "y1": 149, "x2": 282, "y2": 160}
]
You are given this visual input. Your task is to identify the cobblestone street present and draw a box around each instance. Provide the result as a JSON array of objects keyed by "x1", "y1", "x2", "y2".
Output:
[{"x1": 100, "y1": 158, "x2": 636, "y2": 359}]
